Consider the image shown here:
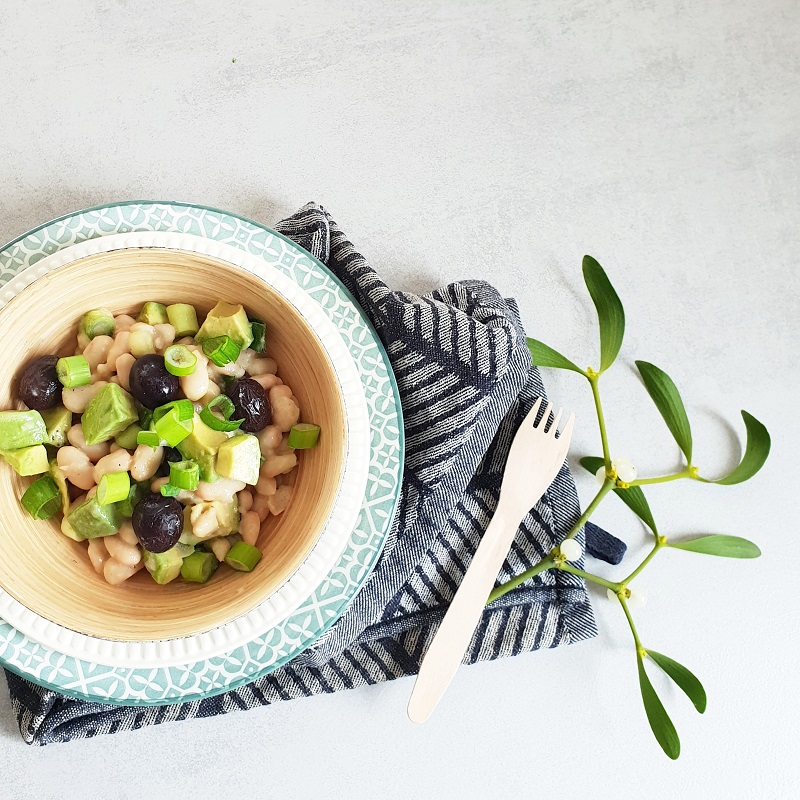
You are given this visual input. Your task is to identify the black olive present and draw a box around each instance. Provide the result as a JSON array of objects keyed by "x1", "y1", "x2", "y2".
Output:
[
  {"x1": 128, "y1": 354, "x2": 181, "y2": 409},
  {"x1": 18, "y1": 355, "x2": 62, "y2": 411},
  {"x1": 132, "y1": 493, "x2": 183, "y2": 553},
  {"x1": 226, "y1": 377, "x2": 271, "y2": 433},
  {"x1": 156, "y1": 446, "x2": 183, "y2": 478}
]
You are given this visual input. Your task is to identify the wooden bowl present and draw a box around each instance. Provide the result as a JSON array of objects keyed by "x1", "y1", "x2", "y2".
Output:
[{"x1": 0, "y1": 249, "x2": 345, "y2": 641}]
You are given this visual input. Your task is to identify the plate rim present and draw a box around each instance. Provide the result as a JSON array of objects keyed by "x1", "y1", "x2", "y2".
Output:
[{"x1": 0, "y1": 201, "x2": 405, "y2": 705}]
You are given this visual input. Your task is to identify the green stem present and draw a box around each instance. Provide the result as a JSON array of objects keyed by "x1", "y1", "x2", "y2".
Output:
[
  {"x1": 556, "y1": 561, "x2": 621, "y2": 592},
  {"x1": 564, "y1": 479, "x2": 614, "y2": 540},
  {"x1": 622, "y1": 540, "x2": 663, "y2": 585},
  {"x1": 486, "y1": 556, "x2": 556, "y2": 604},
  {"x1": 588, "y1": 373, "x2": 611, "y2": 467},
  {"x1": 618, "y1": 594, "x2": 644, "y2": 651},
  {"x1": 630, "y1": 468, "x2": 693, "y2": 486}
]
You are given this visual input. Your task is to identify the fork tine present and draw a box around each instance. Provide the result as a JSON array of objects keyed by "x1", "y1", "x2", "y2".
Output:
[
  {"x1": 549, "y1": 407, "x2": 563, "y2": 433},
  {"x1": 520, "y1": 397, "x2": 543, "y2": 429},
  {"x1": 535, "y1": 403, "x2": 552, "y2": 430},
  {"x1": 557, "y1": 412, "x2": 576, "y2": 451}
]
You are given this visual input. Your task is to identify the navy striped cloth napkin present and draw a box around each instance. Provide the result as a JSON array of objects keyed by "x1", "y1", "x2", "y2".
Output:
[{"x1": 4, "y1": 203, "x2": 625, "y2": 744}]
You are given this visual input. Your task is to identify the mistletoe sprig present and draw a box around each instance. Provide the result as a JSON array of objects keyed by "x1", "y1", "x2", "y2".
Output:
[{"x1": 488, "y1": 256, "x2": 770, "y2": 759}]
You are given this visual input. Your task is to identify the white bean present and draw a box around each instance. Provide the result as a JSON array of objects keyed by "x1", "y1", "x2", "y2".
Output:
[
  {"x1": 190, "y1": 505, "x2": 219, "y2": 539},
  {"x1": 104, "y1": 330, "x2": 131, "y2": 372},
  {"x1": 115, "y1": 353, "x2": 136, "y2": 391},
  {"x1": 261, "y1": 452, "x2": 297, "y2": 478},
  {"x1": 198, "y1": 381, "x2": 221, "y2": 407},
  {"x1": 240, "y1": 511, "x2": 261, "y2": 545},
  {"x1": 93, "y1": 450, "x2": 133, "y2": 484},
  {"x1": 252, "y1": 494, "x2": 270, "y2": 522},
  {"x1": 252, "y1": 373, "x2": 282, "y2": 391},
  {"x1": 83, "y1": 335, "x2": 114, "y2": 372},
  {"x1": 258, "y1": 425, "x2": 282, "y2": 456},
  {"x1": 269, "y1": 386, "x2": 300, "y2": 432},
  {"x1": 87, "y1": 539, "x2": 109, "y2": 574},
  {"x1": 255, "y1": 474, "x2": 277, "y2": 496},
  {"x1": 153, "y1": 323, "x2": 176, "y2": 353},
  {"x1": 181, "y1": 346, "x2": 209, "y2": 401},
  {"x1": 238, "y1": 489, "x2": 254, "y2": 513},
  {"x1": 77, "y1": 331, "x2": 90, "y2": 351},
  {"x1": 114, "y1": 314, "x2": 136, "y2": 333},
  {"x1": 67, "y1": 424, "x2": 111, "y2": 463},
  {"x1": 62, "y1": 381, "x2": 107, "y2": 414},
  {"x1": 57, "y1": 446, "x2": 96, "y2": 490},
  {"x1": 130, "y1": 444, "x2": 164, "y2": 481},
  {"x1": 195, "y1": 478, "x2": 245, "y2": 503},
  {"x1": 267, "y1": 485, "x2": 293, "y2": 516},
  {"x1": 150, "y1": 476, "x2": 195, "y2": 503},
  {"x1": 245, "y1": 356, "x2": 277, "y2": 376},
  {"x1": 103, "y1": 533, "x2": 142, "y2": 567},
  {"x1": 207, "y1": 359, "x2": 245, "y2": 379},
  {"x1": 104, "y1": 559, "x2": 143, "y2": 585},
  {"x1": 209, "y1": 537, "x2": 233, "y2": 562},
  {"x1": 118, "y1": 521, "x2": 139, "y2": 545}
]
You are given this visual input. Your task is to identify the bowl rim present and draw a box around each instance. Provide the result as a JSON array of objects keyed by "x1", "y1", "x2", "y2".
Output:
[{"x1": 0, "y1": 231, "x2": 371, "y2": 665}]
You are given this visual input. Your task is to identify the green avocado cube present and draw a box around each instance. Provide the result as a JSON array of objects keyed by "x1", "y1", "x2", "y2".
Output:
[
  {"x1": 0, "y1": 444, "x2": 49, "y2": 476},
  {"x1": 176, "y1": 414, "x2": 228, "y2": 482},
  {"x1": 49, "y1": 460, "x2": 71, "y2": 514},
  {"x1": 195, "y1": 301, "x2": 254, "y2": 349},
  {"x1": 142, "y1": 546, "x2": 184, "y2": 585},
  {"x1": 81, "y1": 384, "x2": 138, "y2": 445},
  {"x1": 0, "y1": 410, "x2": 47, "y2": 450},
  {"x1": 40, "y1": 406, "x2": 73, "y2": 448},
  {"x1": 216, "y1": 434, "x2": 261, "y2": 485},
  {"x1": 65, "y1": 494, "x2": 121, "y2": 540}
]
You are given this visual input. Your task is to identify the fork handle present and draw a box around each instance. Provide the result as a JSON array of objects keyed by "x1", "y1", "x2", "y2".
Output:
[{"x1": 407, "y1": 506, "x2": 521, "y2": 724}]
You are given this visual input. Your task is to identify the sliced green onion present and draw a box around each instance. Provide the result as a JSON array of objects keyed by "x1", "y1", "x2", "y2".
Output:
[
  {"x1": 115, "y1": 423, "x2": 142, "y2": 450},
  {"x1": 166, "y1": 303, "x2": 199, "y2": 338},
  {"x1": 225, "y1": 541, "x2": 263, "y2": 572},
  {"x1": 169, "y1": 459, "x2": 199, "y2": 491},
  {"x1": 56, "y1": 355, "x2": 91, "y2": 388},
  {"x1": 21, "y1": 475, "x2": 62, "y2": 520},
  {"x1": 153, "y1": 398, "x2": 194, "y2": 422},
  {"x1": 139, "y1": 407, "x2": 154, "y2": 430},
  {"x1": 163, "y1": 344, "x2": 197, "y2": 377},
  {"x1": 137, "y1": 430, "x2": 161, "y2": 449},
  {"x1": 288, "y1": 423, "x2": 321, "y2": 449},
  {"x1": 138, "y1": 302, "x2": 169, "y2": 325},
  {"x1": 181, "y1": 550, "x2": 219, "y2": 583},
  {"x1": 154, "y1": 407, "x2": 193, "y2": 447},
  {"x1": 79, "y1": 309, "x2": 115, "y2": 340},
  {"x1": 160, "y1": 482, "x2": 182, "y2": 497},
  {"x1": 97, "y1": 471, "x2": 131, "y2": 505},
  {"x1": 202, "y1": 335, "x2": 241, "y2": 367},
  {"x1": 199, "y1": 395, "x2": 243, "y2": 432},
  {"x1": 249, "y1": 319, "x2": 266, "y2": 353}
]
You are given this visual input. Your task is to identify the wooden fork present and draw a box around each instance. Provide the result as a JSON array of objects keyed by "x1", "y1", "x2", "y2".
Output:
[{"x1": 407, "y1": 398, "x2": 575, "y2": 723}]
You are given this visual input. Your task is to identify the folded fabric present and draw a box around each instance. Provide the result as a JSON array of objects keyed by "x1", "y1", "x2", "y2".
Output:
[{"x1": 5, "y1": 203, "x2": 625, "y2": 744}]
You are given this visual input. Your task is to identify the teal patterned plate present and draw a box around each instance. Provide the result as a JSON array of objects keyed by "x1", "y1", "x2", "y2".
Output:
[{"x1": 0, "y1": 202, "x2": 404, "y2": 705}]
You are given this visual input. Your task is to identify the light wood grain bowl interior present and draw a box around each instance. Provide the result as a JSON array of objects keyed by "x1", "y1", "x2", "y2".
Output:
[{"x1": 0, "y1": 249, "x2": 345, "y2": 640}]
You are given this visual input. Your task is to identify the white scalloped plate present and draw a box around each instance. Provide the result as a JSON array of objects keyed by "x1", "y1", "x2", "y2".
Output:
[{"x1": 0, "y1": 202, "x2": 403, "y2": 704}]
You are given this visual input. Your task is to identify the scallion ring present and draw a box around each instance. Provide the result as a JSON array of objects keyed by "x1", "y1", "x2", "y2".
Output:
[
  {"x1": 201, "y1": 335, "x2": 241, "y2": 366},
  {"x1": 199, "y1": 395, "x2": 243, "y2": 432},
  {"x1": 153, "y1": 398, "x2": 194, "y2": 422},
  {"x1": 169, "y1": 459, "x2": 199, "y2": 491},
  {"x1": 154, "y1": 407, "x2": 193, "y2": 447},
  {"x1": 21, "y1": 475, "x2": 62, "y2": 519},
  {"x1": 56, "y1": 355, "x2": 91, "y2": 388},
  {"x1": 163, "y1": 344, "x2": 197, "y2": 377},
  {"x1": 97, "y1": 471, "x2": 131, "y2": 506}
]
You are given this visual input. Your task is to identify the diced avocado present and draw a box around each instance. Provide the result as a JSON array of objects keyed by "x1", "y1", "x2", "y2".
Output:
[
  {"x1": 65, "y1": 494, "x2": 121, "y2": 540},
  {"x1": 138, "y1": 302, "x2": 169, "y2": 325},
  {"x1": 82, "y1": 384, "x2": 138, "y2": 445},
  {"x1": 79, "y1": 308, "x2": 115, "y2": 340},
  {"x1": 178, "y1": 523, "x2": 204, "y2": 547},
  {"x1": 195, "y1": 301, "x2": 254, "y2": 349},
  {"x1": 0, "y1": 444, "x2": 49, "y2": 476},
  {"x1": 60, "y1": 515, "x2": 81, "y2": 542},
  {"x1": 176, "y1": 414, "x2": 228, "y2": 482},
  {"x1": 216, "y1": 434, "x2": 260, "y2": 485},
  {"x1": 49, "y1": 459, "x2": 71, "y2": 514},
  {"x1": 116, "y1": 481, "x2": 148, "y2": 518},
  {"x1": 0, "y1": 410, "x2": 47, "y2": 450},
  {"x1": 142, "y1": 546, "x2": 184, "y2": 585},
  {"x1": 114, "y1": 422, "x2": 142, "y2": 450},
  {"x1": 40, "y1": 406, "x2": 72, "y2": 448}
]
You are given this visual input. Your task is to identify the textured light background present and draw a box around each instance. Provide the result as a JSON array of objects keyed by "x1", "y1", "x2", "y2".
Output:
[{"x1": 0, "y1": 1, "x2": 797, "y2": 797}]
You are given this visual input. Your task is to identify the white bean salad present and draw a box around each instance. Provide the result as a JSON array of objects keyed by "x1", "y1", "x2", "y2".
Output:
[{"x1": 0, "y1": 301, "x2": 321, "y2": 586}]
